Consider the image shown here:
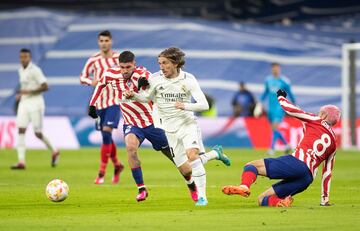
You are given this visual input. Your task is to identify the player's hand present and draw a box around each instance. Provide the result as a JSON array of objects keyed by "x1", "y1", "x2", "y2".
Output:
[
  {"x1": 137, "y1": 77, "x2": 149, "y2": 90},
  {"x1": 88, "y1": 106, "x2": 98, "y2": 119},
  {"x1": 91, "y1": 79, "x2": 98, "y2": 87},
  {"x1": 253, "y1": 102, "x2": 263, "y2": 118},
  {"x1": 124, "y1": 90, "x2": 135, "y2": 99},
  {"x1": 175, "y1": 101, "x2": 185, "y2": 110},
  {"x1": 15, "y1": 94, "x2": 21, "y2": 101},
  {"x1": 276, "y1": 89, "x2": 287, "y2": 98}
]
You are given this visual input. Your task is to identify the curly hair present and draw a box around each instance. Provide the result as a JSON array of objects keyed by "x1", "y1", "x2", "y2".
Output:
[{"x1": 158, "y1": 47, "x2": 185, "y2": 70}]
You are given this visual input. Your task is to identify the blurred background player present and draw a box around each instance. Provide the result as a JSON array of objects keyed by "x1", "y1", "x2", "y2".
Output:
[
  {"x1": 91, "y1": 51, "x2": 230, "y2": 202},
  {"x1": 260, "y1": 63, "x2": 295, "y2": 155},
  {"x1": 80, "y1": 30, "x2": 123, "y2": 184},
  {"x1": 222, "y1": 89, "x2": 340, "y2": 207},
  {"x1": 232, "y1": 81, "x2": 256, "y2": 117},
  {"x1": 12, "y1": 48, "x2": 59, "y2": 170},
  {"x1": 127, "y1": 47, "x2": 214, "y2": 206},
  {"x1": 199, "y1": 93, "x2": 217, "y2": 117}
]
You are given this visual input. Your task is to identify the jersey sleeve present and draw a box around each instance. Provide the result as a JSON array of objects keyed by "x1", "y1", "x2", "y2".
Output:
[
  {"x1": 321, "y1": 152, "x2": 336, "y2": 205},
  {"x1": 89, "y1": 75, "x2": 107, "y2": 106},
  {"x1": 183, "y1": 77, "x2": 209, "y2": 112},
  {"x1": 80, "y1": 57, "x2": 95, "y2": 85},
  {"x1": 34, "y1": 66, "x2": 47, "y2": 84},
  {"x1": 277, "y1": 96, "x2": 319, "y2": 123}
]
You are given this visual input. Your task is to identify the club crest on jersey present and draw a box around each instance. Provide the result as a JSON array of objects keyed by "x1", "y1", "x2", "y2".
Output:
[
  {"x1": 181, "y1": 85, "x2": 187, "y2": 92},
  {"x1": 126, "y1": 81, "x2": 133, "y2": 88}
]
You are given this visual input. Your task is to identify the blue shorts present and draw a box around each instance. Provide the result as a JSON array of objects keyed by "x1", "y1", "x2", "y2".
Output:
[
  {"x1": 264, "y1": 155, "x2": 313, "y2": 198},
  {"x1": 96, "y1": 105, "x2": 120, "y2": 129},
  {"x1": 123, "y1": 124, "x2": 169, "y2": 151}
]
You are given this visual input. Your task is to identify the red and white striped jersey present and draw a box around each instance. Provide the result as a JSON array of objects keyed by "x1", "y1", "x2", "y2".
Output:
[
  {"x1": 278, "y1": 96, "x2": 337, "y2": 204},
  {"x1": 89, "y1": 66, "x2": 154, "y2": 128},
  {"x1": 80, "y1": 51, "x2": 119, "y2": 109},
  {"x1": 80, "y1": 51, "x2": 119, "y2": 85}
]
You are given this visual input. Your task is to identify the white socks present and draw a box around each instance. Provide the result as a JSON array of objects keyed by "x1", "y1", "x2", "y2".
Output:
[
  {"x1": 190, "y1": 158, "x2": 207, "y2": 200},
  {"x1": 17, "y1": 133, "x2": 26, "y2": 164},
  {"x1": 199, "y1": 150, "x2": 218, "y2": 165}
]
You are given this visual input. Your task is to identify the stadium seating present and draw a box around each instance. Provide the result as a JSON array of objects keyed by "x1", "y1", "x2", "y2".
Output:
[{"x1": 0, "y1": 7, "x2": 359, "y2": 116}]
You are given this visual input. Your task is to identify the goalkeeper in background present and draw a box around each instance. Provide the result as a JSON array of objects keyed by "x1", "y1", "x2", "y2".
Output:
[{"x1": 260, "y1": 63, "x2": 295, "y2": 155}]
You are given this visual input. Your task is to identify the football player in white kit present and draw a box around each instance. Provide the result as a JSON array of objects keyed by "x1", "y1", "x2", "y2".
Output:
[
  {"x1": 11, "y1": 49, "x2": 59, "y2": 170},
  {"x1": 126, "y1": 47, "x2": 213, "y2": 206}
]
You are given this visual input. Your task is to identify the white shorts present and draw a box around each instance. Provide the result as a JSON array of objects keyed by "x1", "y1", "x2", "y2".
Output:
[
  {"x1": 165, "y1": 121, "x2": 200, "y2": 167},
  {"x1": 16, "y1": 103, "x2": 44, "y2": 132}
]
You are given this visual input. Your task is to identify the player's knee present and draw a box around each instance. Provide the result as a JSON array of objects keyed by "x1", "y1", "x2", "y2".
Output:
[
  {"x1": 187, "y1": 148, "x2": 199, "y2": 161},
  {"x1": 246, "y1": 159, "x2": 265, "y2": 175},
  {"x1": 18, "y1": 128, "x2": 26, "y2": 134},
  {"x1": 102, "y1": 126, "x2": 113, "y2": 133},
  {"x1": 101, "y1": 131, "x2": 112, "y2": 145},
  {"x1": 258, "y1": 195, "x2": 265, "y2": 205},
  {"x1": 35, "y1": 132, "x2": 43, "y2": 139}
]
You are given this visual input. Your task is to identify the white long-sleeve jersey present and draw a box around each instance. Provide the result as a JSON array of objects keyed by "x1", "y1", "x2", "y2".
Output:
[{"x1": 133, "y1": 70, "x2": 209, "y2": 132}]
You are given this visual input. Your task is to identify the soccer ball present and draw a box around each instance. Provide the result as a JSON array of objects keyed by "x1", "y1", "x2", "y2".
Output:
[{"x1": 45, "y1": 179, "x2": 69, "y2": 202}]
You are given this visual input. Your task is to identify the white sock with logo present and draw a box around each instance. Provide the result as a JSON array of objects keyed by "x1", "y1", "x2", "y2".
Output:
[
  {"x1": 190, "y1": 158, "x2": 207, "y2": 200},
  {"x1": 199, "y1": 150, "x2": 219, "y2": 165}
]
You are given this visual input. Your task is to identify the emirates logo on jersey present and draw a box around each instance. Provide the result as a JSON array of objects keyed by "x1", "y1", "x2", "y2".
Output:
[{"x1": 160, "y1": 92, "x2": 187, "y2": 102}]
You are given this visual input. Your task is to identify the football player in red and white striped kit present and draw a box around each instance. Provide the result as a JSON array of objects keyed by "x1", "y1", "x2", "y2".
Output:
[
  {"x1": 222, "y1": 89, "x2": 340, "y2": 207},
  {"x1": 80, "y1": 30, "x2": 123, "y2": 184},
  {"x1": 90, "y1": 51, "x2": 230, "y2": 202}
]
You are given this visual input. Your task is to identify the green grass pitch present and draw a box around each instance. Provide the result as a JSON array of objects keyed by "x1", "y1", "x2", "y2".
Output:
[{"x1": 0, "y1": 148, "x2": 359, "y2": 230}]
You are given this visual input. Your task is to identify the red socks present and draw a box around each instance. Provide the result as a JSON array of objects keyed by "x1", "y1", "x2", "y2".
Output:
[
  {"x1": 241, "y1": 165, "x2": 258, "y2": 188},
  {"x1": 99, "y1": 144, "x2": 111, "y2": 175},
  {"x1": 110, "y1": 142, "x2": 120, "y2": 166},
  {"x1": 261, "y1": 195, "x2": 282, "y2": 206}
]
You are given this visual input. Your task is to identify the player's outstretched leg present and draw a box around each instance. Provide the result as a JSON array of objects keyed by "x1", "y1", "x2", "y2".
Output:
[
  {"x1": 110, "y1": 141, "x2": 124, "y2": 184},
  {"x1": 199, "y1": 145, "x2": 231, "y2": 166},
  {"x1": 222, "y1": 160, "x2": 265, "y2": 197},
  {"x1": 196, "y1": 128, "x2": 231, "y2": 166},
  {"x1": 34, "y1": 132, "x2": 60, "y2": 167}
]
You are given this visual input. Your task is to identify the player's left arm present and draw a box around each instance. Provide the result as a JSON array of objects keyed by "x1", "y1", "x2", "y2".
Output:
[
  {"x1": 277, "y1": 90, "x2": 319, "y2": 123},
  {"x1": 89, "y1": 75, "x2": 108, "y2": 106},
  {"x1": 176, "y1": 77, "x2": 209, "y2": 112},
  {"x1": 283, "y1": 78, "x2": 296, "y2": 103},
  {"x1": 320, "y1": 152, "x2": 336, "y2": 206}
]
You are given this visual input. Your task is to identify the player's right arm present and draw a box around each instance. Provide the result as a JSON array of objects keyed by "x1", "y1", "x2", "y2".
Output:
[
  {"x1": 277, "y1": 91, "x2": 319, "y2": 123},
  {"x1": 89, "y1": 75, "x2": 107, "y2": 106},
  {"x1": 320, "y1": 152, "x2": 336, "y2": 206},
  {"x1": 260, "y1": 79, "x2": 269, "y2": 103},
  {"x1": 80, "y1": 57, "x2": 96, "y2": 86}
]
